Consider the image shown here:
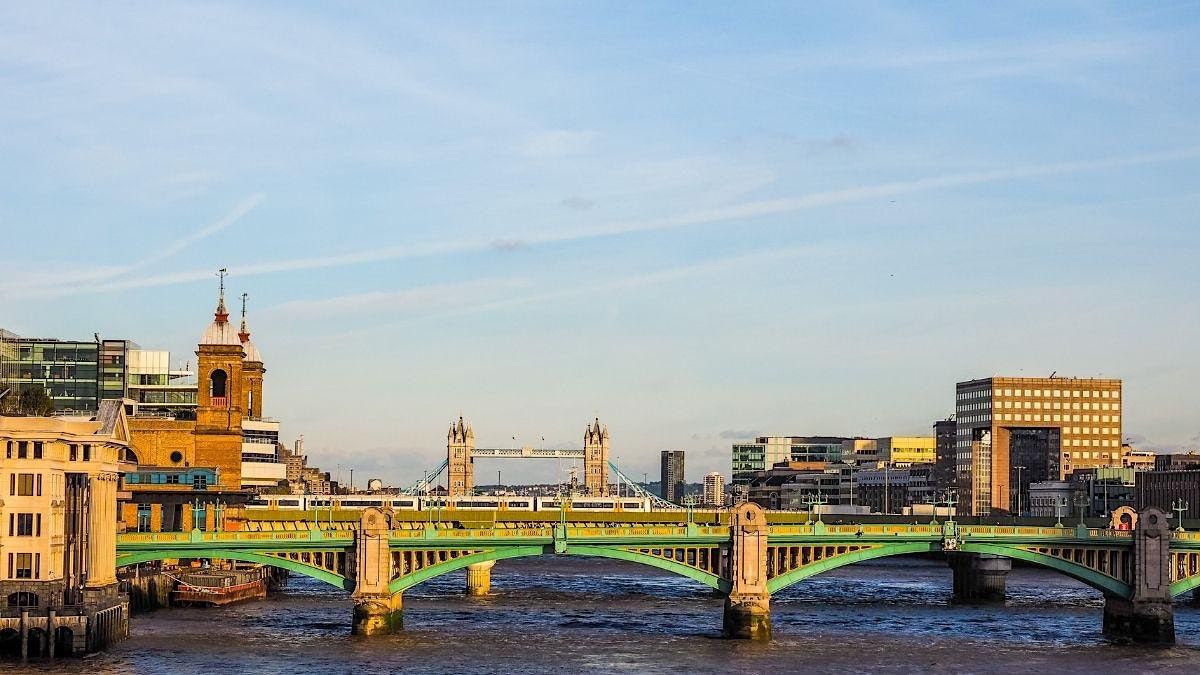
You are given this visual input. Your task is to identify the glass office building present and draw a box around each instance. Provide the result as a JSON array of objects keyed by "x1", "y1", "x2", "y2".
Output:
[{"x1": 0, "y1": 332, "x2": 102, "y2": 412}]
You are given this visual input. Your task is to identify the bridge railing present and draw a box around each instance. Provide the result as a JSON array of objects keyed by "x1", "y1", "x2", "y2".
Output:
[{"x1": 118, "y1": 530, "x2": 356, "y2": 545}]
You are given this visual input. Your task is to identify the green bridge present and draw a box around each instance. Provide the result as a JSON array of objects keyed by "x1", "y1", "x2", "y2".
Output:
[{"x1": 116, "y1": 504, "x2": 1200, "y2": 644}]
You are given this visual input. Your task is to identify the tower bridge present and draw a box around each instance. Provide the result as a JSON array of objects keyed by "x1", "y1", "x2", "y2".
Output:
[
  {"x1": 431, "y1": 416, "x2": 666, "y2": 503},
  {"x1": 115, "y1": 504, "x2": 1200, "y2": 644}
]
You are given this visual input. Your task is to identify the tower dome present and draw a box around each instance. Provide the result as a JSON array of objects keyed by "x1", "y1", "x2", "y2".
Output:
[{"x1": 200, "y1": 270, "x2": 242, "y2": 346}]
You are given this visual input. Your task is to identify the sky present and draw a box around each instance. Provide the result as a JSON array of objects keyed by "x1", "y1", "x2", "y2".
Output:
[{"x1": 1, "y1": 2, "x2": 1198, "y2": 487}]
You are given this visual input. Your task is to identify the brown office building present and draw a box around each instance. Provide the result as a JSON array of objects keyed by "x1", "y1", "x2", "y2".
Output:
[{"x1": 956, "y1": 376, "x2": 1122, "y2": 516}]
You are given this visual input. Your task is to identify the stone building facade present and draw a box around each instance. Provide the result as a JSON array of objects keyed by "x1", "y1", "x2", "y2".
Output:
[{"x1": 0, "y1": 400, "x2": 131, "y2": 657}]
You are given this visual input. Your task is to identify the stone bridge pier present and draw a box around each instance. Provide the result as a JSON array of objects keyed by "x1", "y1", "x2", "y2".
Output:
[
  {"x1": 723, "y1": 502, "x2": 771, "y2": 639},
  {"x1": 466, "y1": 560, "x2": 496, "y2": 596},
  {"x1": 949, "y1": 553, "x2": 1011, "y2": 602},
  {"x1": 350, "y1": 508, "x2": 402, "y2": 635},
  {"x1": 1103, "y1": 507, "x2": 1174, "y2": 644}
]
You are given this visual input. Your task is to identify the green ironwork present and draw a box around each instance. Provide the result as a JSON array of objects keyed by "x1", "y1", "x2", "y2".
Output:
[
  {"x1": 766, "y1": 542, "x2": 936, "y2": 594},
  {"x1": 116, "y1": 548, "x2": 351, "y2": 590},
  {"x1": 389, "y1": 546, "x2": 543, "y2": 594},
  {"x1": 958, "y1": 542, "x2": 1130, "y2": 598},
  {"x1": 1169, "y1": 575, "x2": 1200, "y2": 599}
]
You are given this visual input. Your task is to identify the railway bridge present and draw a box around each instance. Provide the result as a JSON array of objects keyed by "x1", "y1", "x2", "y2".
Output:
[{"x1": 115, "y1": 504, "x2": 1200, "y2": 644}]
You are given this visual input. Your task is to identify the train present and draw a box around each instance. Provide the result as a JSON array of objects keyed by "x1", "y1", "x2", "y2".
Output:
[{"x1": 245, "y1": 493, "x2": 656, "y2": 512}]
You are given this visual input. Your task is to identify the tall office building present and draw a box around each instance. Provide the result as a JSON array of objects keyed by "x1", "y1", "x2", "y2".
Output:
[
  {"x1": 933, "y1": 418, "x2": 957, "y2": 492},
  {"x1": 955, "y1": 376, "x2": 1122, "y2": 516},
  {"x1": 703, "y1": 471, "x2": 725, "y2": 507},
  {"x1": 660, "y1": 450, "x2": 685, "y2": 503}
]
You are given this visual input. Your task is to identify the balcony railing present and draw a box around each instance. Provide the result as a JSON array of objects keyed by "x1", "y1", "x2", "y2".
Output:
[{"x1": 210, "y1": 396, "x2": 228, "y2": 409}]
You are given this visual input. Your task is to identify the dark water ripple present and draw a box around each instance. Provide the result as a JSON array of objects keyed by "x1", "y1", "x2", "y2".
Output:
[{"x1": 5, "y1": 556, "x2": 1200, "y2": 674}]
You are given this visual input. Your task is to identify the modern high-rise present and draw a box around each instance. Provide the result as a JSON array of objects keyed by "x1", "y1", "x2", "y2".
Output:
[
  {"x1": 933, "y1": 418, "x2": 957, "y2": 492},
  {"x1": 955, "y1": 376, "x2": 1123, "y2": 516},
  {"x1": 703, "y1": 471, "x2": 725, "y2": 507},
  {"x1": 660, "y1": 450, "x2": 685, "y2": 503}
]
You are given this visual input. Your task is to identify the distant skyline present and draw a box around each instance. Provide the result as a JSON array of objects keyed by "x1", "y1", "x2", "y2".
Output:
[{"x1": 2, "y1": 3, "x2": 1198, "y2": 485}]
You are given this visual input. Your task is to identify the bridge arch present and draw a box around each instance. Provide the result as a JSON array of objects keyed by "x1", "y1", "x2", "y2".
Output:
[
  {"x1": 764, "y1": 541, "x2": 1135, "y2": 598},
  {"x1": 1169, "y1": 575, "x2": 1200, "y2": 599},
  {"x1": 766, "y1": 541, "x2": 937, "y2": 594},
  {"x1": 388, "y1": 545, "x2": 726, "y2": 595},
  {"x1": 116, "y1": 549, "x2": 352, "y2": 591},
  {"x1": 957, "y1": 542, "x2": 1131, "y2": 598}
]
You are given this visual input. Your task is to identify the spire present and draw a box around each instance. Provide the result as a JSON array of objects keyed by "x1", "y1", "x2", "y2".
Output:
[
  {"x1": 238, "y1": 292, "x2": 250, "y2": 343},
  {"x1": 214, "y1": 267, "x2": 229, "y2": 324}
]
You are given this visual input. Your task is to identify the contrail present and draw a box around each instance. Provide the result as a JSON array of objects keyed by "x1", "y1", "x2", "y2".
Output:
[
  {"x1": 1, "y1": 193, "x2": 265, "y2": 295},
  {"x1": 12, "y1": 146, "x2": 1200, "y2": 298}
]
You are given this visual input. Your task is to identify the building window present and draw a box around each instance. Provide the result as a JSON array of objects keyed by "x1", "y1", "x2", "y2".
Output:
[
  {"x1": 70, "y1": 444, "x2": 78, "y2": 461},
  {"x1": 5, "y1": 592, "x2": 38, "y2": 608},
  {"x1": 13, "y1": 474, "x2": 35, "y2": 496},
  {"x1": 166, "y1": 474, "x2": 181, "y2": 485},
  {"x1": 210, "y1": 369, "x2": 228, "y2": 398},
  {"x1": 193, "y1": 474, "x2": 208, "y2": 490},
  {"x1": 32, "y1": 442, "x2": 42, "y2": 459},
  {"x1": 13, "y1": 553, "x2": 32, "y2": 579},
  {"x1": 14, "y1": 513, "x2": 34, "y2": 536},
  {"x1": 83, "y1": 444, "x2": 91, "y2": 461},
  {"x1": 16, "y1": 442, "x2": 27, "y2": 459}
]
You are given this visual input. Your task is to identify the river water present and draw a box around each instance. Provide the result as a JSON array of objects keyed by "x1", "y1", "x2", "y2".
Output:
[{"x1": 6, "y1": 556, "x2": 1200, "y2": 673}]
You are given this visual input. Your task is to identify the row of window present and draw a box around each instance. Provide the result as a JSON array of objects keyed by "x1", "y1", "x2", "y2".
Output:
[
  {"x1": 994, "y1": 413, "x2": 1121, "y2": 428},
  {"x1": 3, "y1": 441, "x2": 93, "y2": 461},
  {"x1": 6, "y1": 552, "x2": 40, "y2": 580},
  {"x1": 123, "y1": 471, "x2": 211, "y2": 489},
  {"x1": 997, "y1": 388, "x2": 1118, "y2": 399},
  {"x1": 6, "y1": 513, "x2": 42, "y2": 537},
  {"x1": 991, "y1": 400, "x2": 1119, "y2": 411},
  {"x1": 1065, "y1": 451, "x2": 1120, "y2": 460}
]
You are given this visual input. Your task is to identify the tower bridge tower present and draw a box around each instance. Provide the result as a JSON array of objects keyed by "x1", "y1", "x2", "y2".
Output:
[
  {"x1": 447, "y1": 416, "x2": 474, "y2": 496},
  {"x1": 584, "y1": 417, "x2": 610, "y2": 496}
]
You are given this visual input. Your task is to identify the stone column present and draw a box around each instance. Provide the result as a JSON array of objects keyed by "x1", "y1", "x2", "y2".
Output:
[
  {"x1": 149, "y1": 503, "x2": 163, "y2": 533},
  {"x1": 47, "y1": 610, "x2": 56, "y2": 658},
  {"x1": 86, "y1": 472, "x2": 119, "y2": 588},
  {"x1": 1103, "y1": 507, "x2": 1174, "y2": 644},
  {"x1": 949, "y1": 553, "x2": 1010, "y2": 602},
  {"x1": 466, "y1": 560, "x2": 496, "y2": 596},
  {"x1": 723, "y1": 502, "x2": 771, "y2": 639},
  {"x1": 351, "y1": 508, "x2": 402, "y2": 635},
  {"x1": 180, "y1": 503, "x2": 194, "y2": 532}
]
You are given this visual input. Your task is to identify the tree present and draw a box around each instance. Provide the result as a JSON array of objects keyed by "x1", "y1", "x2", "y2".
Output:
[{"x1": 16, "y1": 386, "x2": 55, "y2": 416}]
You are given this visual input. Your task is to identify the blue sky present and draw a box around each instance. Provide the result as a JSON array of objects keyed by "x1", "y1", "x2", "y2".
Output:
[{"x1": 2, "y1": 2, "x2": 1198, "y2": 486}]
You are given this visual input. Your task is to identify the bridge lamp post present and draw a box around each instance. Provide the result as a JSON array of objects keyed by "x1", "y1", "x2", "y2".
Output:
[
  {"x1": 1074, "y1": 494, "x2": 1089, "y2": 527},
  {"x1": 1054, "y1": 497, "x2": 1068, "y2": 527},
  {"x1": 1173, "y1": 499, "x2": 1189, "y2": 532},
  {"x1": 943, "y1": 488, "x2": 957, "y2": 526}
]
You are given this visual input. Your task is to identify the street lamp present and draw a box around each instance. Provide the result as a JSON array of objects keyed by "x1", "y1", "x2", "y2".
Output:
[
  {"x1": 1054, "y1": 496, "x2": 1068, "y2": 527},
  {"x1": 1173, "y1": 498, "x2": 1189, "y2": 532}
]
